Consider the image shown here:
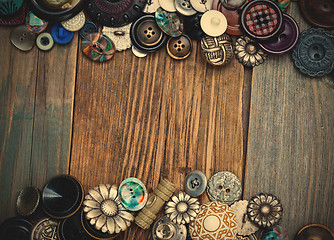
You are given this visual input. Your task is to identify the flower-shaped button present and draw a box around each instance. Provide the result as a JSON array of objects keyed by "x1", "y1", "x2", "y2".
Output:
[
  {"x1": 83, "y1": 184, "x2": 134, "y2": 235},
  {"x1": 184, "y1": 170, "x2": 207, "y2": 197},
  {"x1": 118, "y1": 177, "x2": 148, "y2": 211},
  {"x1": 235, "y1": 35, "x2": 266, "y2": 67}
]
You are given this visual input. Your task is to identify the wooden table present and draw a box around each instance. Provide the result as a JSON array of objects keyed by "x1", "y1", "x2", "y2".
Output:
[{"x1": 1, "y1": 2, "x2": 333, "y2": 239}]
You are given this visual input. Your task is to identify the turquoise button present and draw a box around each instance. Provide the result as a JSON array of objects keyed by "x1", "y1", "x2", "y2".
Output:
[{"x1": 118, "y1": 177, "x2": 148, "y2": 211}]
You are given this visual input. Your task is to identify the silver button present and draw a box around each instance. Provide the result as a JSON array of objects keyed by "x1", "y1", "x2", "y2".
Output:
[{"x1": 152, "y1": 216, "x2": 187, "y2": 240}]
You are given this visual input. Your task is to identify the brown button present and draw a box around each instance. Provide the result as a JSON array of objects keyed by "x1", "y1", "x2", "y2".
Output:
[
  {"x1": 137, "y1": 20, "x2": 163, "y2": 47},
  {"x1": 299, "y1": 0, "x2": 334, "y2": 29},
  {"x1": 295, "y1": 224, "x2": 334, "y2": 240},
  {"x1": 166, "y1": 34, "x2": 192, "y2": 60}
]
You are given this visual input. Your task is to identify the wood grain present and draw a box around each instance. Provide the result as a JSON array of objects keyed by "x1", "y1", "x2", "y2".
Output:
[
  {"x1": 245, "y1": 2, "x2": 334, "y2": 238},
  {"x1": 70, "y1": 41, "x2": 245, "y2": 238}
]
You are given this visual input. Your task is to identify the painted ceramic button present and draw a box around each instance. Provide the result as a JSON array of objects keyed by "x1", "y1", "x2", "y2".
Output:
[
  {"x1": 247, "y1": 193, "x2": 282, "y2": 228},
  {"x1": 0, "y1": 6, "x2": 26, "y2": 26},
  {"x1": 152, "y1": 216, "x2": 187, "y2": 240},
  {"x1": 158, "y1": 0, "x2": 176, "y2": 12},
  {"x1": 184, "y1": 170, "x2": 207, "y2": 197},
  {"x1": 259, "y1": 14, "x2": 299, "y2": 55},
  {"x1": 42, "y1": 175, "x2": 84, "y2": 219},
  {"x1": 79, "y1": 21, "x2": 98, "y2": 39},
  {"x1": 271, "y1": 0, "x2": 290, "y2": 12},
  {"x1": 61, "y1": 11, "x2": 85, "y2": 32},
  {"x1": 82, "y1": 33, "x2": 116, "y2": 62},
  {"x1": 130, "y1": 14, "x2": 167, "y2": 53},
  {"x1": 175, "y1": 0, "x2": 197, "y2": 16},
  {"x1": 261, "y1": 225, "x2": 288, "y2": 240},
  {"x1": 85, "y1": 0, "x2": 146, "y2": 27},
  {"x1": 10, "y1": 25, "x2": 36, "y2": 51},
  {"x1": 132, "y1": 45, "x2": 147, "y2": 57},
  {"x1": 241, "y1": 0, "x2": 283, "y2": 41},
  {"x1": 26, "y1": 11, "x2": 48, "y2": 33},
  {"x1": 189, "y1": 201, "x2": 237, "y2": 240},
  {"x1": 183, "y1": 13, "x2": 204, "y2": 41},
  {"x1": 102, "y1": 24, "x2": 132, "y2": 51},
  {"x1": 299, "y1": 0, "x2": 334, "y2": 29},
  {"x1": 200, "y1": 10, "x2": 227, "y2": 37},
  {"x1": 292, "y1": 28, "x2": 334, "y2": 77},
  {"x1": 155, "y1": 7, "x2": 184, "y2": 37},
  {"x1": 31, "y1": 218, "x2": 58, "y2": 240},
  {"x1": 0, "y1": 217, "x2": 32, "y2": 240},
  {"x1": 201, "y1": 34, "x2": 233, "y2": 66},
  {"x1": 230, "y1": 200, "x2": 259, "y2": 236},
  {"x1": 295, "y1": 224, "x2": 334, "y2": 240},
  {"x1": 143, "y1": 0, "x2": 160, "y2": 13},
  {"x1": 166, "y1": 34, "x2": 192, "y2": 60},
  {"x1": 0, "y1": 0, "x2": 23, "y2": 15},
  {"x1": 207, "y1": 171, "x2": 242, "y2": 205},
  {"x1": 51, "y1": 23, "x2": 74, "y2": 44},
  {"x1": 16, "y1": 187, "x2": 41, "y2": 216},
  {"x1": 221, "y1": 0, "x2": 246, "y2": 10},
  {"x1": 235, "y1": 35, "x2": 266, "y2": 67},
  {"x1": 36, "y1": 32, "x2": 54, "y2": 51},
  {"x1": 118, "y1": 177, "x2": 148, "y2": 211},
  {"x1": 190, "y1": 0, "x2": 213, "y2": 12}
]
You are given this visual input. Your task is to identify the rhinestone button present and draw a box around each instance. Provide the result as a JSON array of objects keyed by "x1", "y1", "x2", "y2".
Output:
[{"x1": 184, "y1": 170, "x2": 207, "y2": 197}]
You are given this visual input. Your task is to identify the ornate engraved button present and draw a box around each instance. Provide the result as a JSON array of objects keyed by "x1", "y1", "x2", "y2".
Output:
[
  {"x1": 31, "y1": 218, "x2": 59, "y2": 240},
  {"x1": 166, "y1": 34, "x2": 192, "y2": 60},
  {"x1": 152, "y1": 216, "x2": 187, "y2": 240},
  {"x1": 175, "y1": 0, "x2": 197, "y2": 16},
  {"x1": 155, "y1": 7, "x2": 184, "y2": 37},
  {"x1": 295, "y1": 224, "x2": 334, "y2": 240},
  {"x1": 235, "y1": 35, "x2": 266, "y2": 67},
  {"x1": 61, "y1": 11, "x2": 85, "y2": 32},
  {"x1": 299, "y1": 0, "x2": 334, "y2": 29},
  {"x1": 184, "y1": 170, "x2": 207, "y2": 197},
  {"x1": 118, "y1": 177, "x2": 148, "y2": 211},
  {"x1": 10, "y1": 25, "x2": 36, "y2": 51},
  {"x1": 207, "y1": 171, "x2": 242, "y2": 205},
  {"x1": 200, "y1": 10, "x2": 227, "y2": 37},
  {"x1": 82, "y1": 33, "x2": 116, "y2": 62},
  {"x1": 102, "y1": 24, "x2": 132, "y2": 51}
]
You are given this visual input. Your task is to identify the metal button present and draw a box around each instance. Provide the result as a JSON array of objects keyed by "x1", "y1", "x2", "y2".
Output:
[
  {"x1": 82, "y1": 33, "x2": 116, "y2": 62},
  {"x1": 61, "y1": 11, "x2": 86, "y2": 32},
  {"x1": 0, "y1": 0, "x2": 23, "y2": 15},
  {"x1": 299, "y1": 0, "x2": 334, "y2": 29},
  {"x1": 155, "y1": 7, "x2": 184, "y2": 37},
  {"x1": 166, "y1": 34, "x2": 192, "y2": 60},
  {"x1": 235, "y1": 35, "x2": 266, "y2": 67},
  {"x1": 0, "y1": 217, "x2": 32, "y2": 239},
  {"x1": 158, "y1": 0, "x2": 177, "y2": 12},
  {"x1": 152, "y1": 216, "x2": 187, "y2": 240},
  {"x1": 36, "y1": 33, "x2": 54, "y2": 51},
  {"x1": 26, "y1": 11, "x2": 48, "y2": 34},
  {"x1": 79, "y1": 21, "x2": 98, "y2": 39},
  {"x1": 295, "y1": 224, "x2": 334, "y2": 240},
  {"x1": 102, "y1": 24, "x2": 132, "y2": 51},
  {"x1": 10, "y1": 25, "x2": 36, "y2": 51},
  {"x1": 220, "y1": 0, "x2": 246, "y2": 10},
  {"x1": 118, "y1": 177, "x2": 148, "y2": 211},
  {"x1": 51, "y1": 23, "x2": 74, "y2": 44},
  {"x1": 190, "y1": 0, "x2": 213, "y2": 12},
  {"x1": 31, "y1": 218, "x2": 58, "y2": 240},
  {"x1": 207, "y1": 171, "x2": 242, "y2": 205},
  {"x1": 200, "y1": 10, "x2": 227, "y2": 37},
  {"x1": 16, "y1": 187, "x2": 41, "y2": 216},
  {"x1": 184, "y1": 170, "x2": 207, "y2": 197},
  {"x1": 175, "y1": 0, "x2": 197, "y2": 16}
]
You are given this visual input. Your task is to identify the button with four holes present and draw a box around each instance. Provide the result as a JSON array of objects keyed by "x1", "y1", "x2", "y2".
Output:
[
  {"x1": 184, "y1": 170, "x2": 207, "y2": 197},
  {"x1": 166, "y1": 34, "x2": 192, "y2": 60}
]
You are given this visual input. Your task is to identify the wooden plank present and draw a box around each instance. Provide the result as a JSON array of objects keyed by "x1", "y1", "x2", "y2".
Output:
[
  {"x1": 70, "y1": 41, "x2": 245, "y2": 238},
  {"x1": 0, "y1": 26, "x2": 38, "y2": 221},
  {"x1": 245, "y1": 2, "x2": 334, "y2": 238}
]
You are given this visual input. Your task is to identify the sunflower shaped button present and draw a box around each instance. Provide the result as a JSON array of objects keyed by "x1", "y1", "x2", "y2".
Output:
[
  {"x1": 189, "y1": 201, "x2": 237, "y2": 240},
  {"x1": 167, "y1": 34, "x2": 192, "y2": 60},
  {"x1": 184, "y1": 170, "x2": 207, "y2": 197},
  {"x1": 241, "y1": 0, "x2": 283, "y2": 41},
  {"x1": 82, "y1": 33, "x2": 116, "y2": 62},
  {"x1": 155, "y1": 7, "x2": 184, "y2": 37},
  {"x1": 118, "y1": 177, "x2": 148, "y2": 211},
  {"x1": 295, "y1": 224, "x2": 334, "y2": 240},
  {"x1": 292, "y1": 28, "x2": 334, "y2": 77},
  {"x1": 299, "y1": 0, "x2": 334, "y2": 29},
  {"x1": 26, "y1": 11, "x2": 48, "y2": 34},
  {"x1": 207, "y1": 171, "x2": 242, "y2": 205},
  {"x1": 84, "y1": 184, "x2": 134, "y2": 234},
  {"x1": 201, "y1": 34, "x2": 233, "y2": 66},
  {"x1": 152, "y1": 216, "x2": 187, "y2": 240},
  {"x1": 235, "y1": 35, "x2": 266, "y2": 67},
  {"x1": 247, "y1": 193, "x2": 282, "y2": 228},
  {"x1": 261, "y1": 225, "x2": 288, "y2": 240}
]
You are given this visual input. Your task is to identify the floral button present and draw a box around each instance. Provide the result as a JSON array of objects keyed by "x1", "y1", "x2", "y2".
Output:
[
  {"x1": 235, "y1": 35, "x2": 266, "y2": 67},
  {"x1": 118, "y1": 177, "x2": 148, "y2": 211}
]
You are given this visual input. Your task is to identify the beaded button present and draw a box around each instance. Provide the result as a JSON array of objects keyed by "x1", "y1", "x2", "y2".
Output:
[{"x1": 118, "y1": 177, "x2": 148, "y2": 211}]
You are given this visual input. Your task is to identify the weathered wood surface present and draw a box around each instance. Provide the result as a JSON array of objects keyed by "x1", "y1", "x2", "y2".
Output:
[{"x1": 244, "y1": 2, "x2": 334, "y2": 238}]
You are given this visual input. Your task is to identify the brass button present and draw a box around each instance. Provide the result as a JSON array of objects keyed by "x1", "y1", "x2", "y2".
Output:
[
  {"x1": 166, "y1": 34, "x2": 192, "y2": 60},
  {"x1": 137, "y1": 20, "x2": 163, "y2": 47}
]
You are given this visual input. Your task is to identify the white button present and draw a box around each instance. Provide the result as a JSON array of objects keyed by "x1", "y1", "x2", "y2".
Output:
[
  {"x1": 175, "y1": 0, "x2": 197, "y2": 16},
  {"x1": 190, "y1": 0, "x2": 213, "y2": 12},
  {"x1": 159, "y1": 0, "x2": 177, "y2": 12},
  {"x1": 200, "y1": 10, "x2": 227, "y2": 37}
]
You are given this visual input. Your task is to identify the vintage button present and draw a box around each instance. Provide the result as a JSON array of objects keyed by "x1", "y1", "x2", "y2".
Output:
[
  {"x1": 189, "y1": 201, "x2": 237, "y2": 240},
  {"x1": 0, "y1": 6, "x2": 26, "y2": 26},
  {"x1": 0, "y1": 217, "x2": 32, "y2": 240},
  {"x1": 26, "y1": 11, "x2": 48, "y2": 34},
  {"x1": 201, "y1": 34, "x2": 233, "y2": 66},
  {"x1": 292, "y1": 28, "x2": 334, "y2": 77},
  {"x1": 152, "y1": 216, "x2": 187, "y2": 240},
  {"x1": 258, "y1": 13, "x2": 299, "y2": 55},
  {"x1": 295, "y1": 224, "x2": 334, "y2": 240},
  {"x1": 235, "y1": 35, "x2": 266, "y2": 67},
  {"x1": 155, "y1": 7, "x2": 184, "y2": 37},
  {"x1": 51, "y1": 23, "x2": 74, "y2": 44},
  {"x1": 31, "y1": 218, "x2": 58, "y2": 240},
  {"x1": 190, "y1": 0, "x2": 213, "y2": 12},
  {"x1": 247, "y1": 193, "x2": 283, "y2": 228},
  {"x1": 207, "y1": 171, "x2": 242, "y2": 204},
  {"x1": 271, "y1": 0, "x2": 290, "y2": 12},
  {"x1": 299, "y1": 0, "x2": 334, "y2": 29},
  {"x1": 166, "y1": 34, "x2": 192, "y2": 60},
  {"x1": 58, "y1": 211, "x2": 93, "y2": 240},
  {"x1": 102, "y1": 24, "x2": 132, "y2": 51},
  {"x1": 39, "y1": 0, "x2": 71, "y2": 9},
  {"x1": 42, "y1": 175, "x2": 84, "y2": 219},
  {"x1": 36, "y1": 32, "x2": 54, "y2": 51},
  {"x1": 184, "y1": 170, "x2": 207, "y2": 197},
  {"x1": 132, "y1": 45, "x2": 147, "y2": 57},
  {"x1": 183, "y1": 13, "x2": 204, "y2": 41},
  {"x1": 0, "y1": 0, "x2": 23, "y2": 15},
  {"x1": 175, "y1": 0, "x2": 197, "y2": 16},
  {"x1": 10, "y1": 25, "x2": 36, "y2": 51},
  {"x1": 61, "y1": 11, "x2": 85, "y2": 32},
  {"x1": 82, "y1": 33, "x2": 116, "y2": 62},
  {"x1": 131, "y1": 14, "x2": 168, "y2": 53},
  {"x1": 16, "y1": 187, "x2": 41, "y2": 216},
  {"x1": 230, "y1": 200, "x2": 259, "y2": 236},
  {"x1": 241, "y1": 0, "x2": 283, "y2": 41},
  {"x1": 118, "y1": 177, "x2": 148, "y2": 211},
  {"x1": 261, "y1": 225, "x2": 288, "y2": 240},
  {"x1": 200, "y1": 10, "x2": 227, "y2": 37},
  {"x1": 158, "y1": 0, "x2": 176, "y2": 12},
  {"x1": 85, "y1": 0, "x2": 146, "y2": 27},
  {"x1": 79, "y1": 21, "x2": 98, "y2": 39},
  {"x1": 143, "y1": 0, "x2": 161, "y2": 13},
  {"x1": 221, "y1": 0, "x2": 246, "y2": 10}
]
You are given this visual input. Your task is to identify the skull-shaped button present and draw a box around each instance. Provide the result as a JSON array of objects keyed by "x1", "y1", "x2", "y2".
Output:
[{"x1": 184, "y1": 170, "x2": 207, "y2": 197}]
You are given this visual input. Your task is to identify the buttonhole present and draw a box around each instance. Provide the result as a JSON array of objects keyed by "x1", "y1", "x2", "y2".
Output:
[
  {"x1": 20, "y1": 37, "x2": 24, "y2": 41},
  {"x1": 225, "y1": 188, "x2": 230, "y2": 193},
  {"x1": 279, "y1": 34, "x2": 287, "y2": 41},
  {"x1": 41, "y1": 37, "x2": 49, "y2": 46},
  {"x1": 313, "y1": 45, "x2": 318, "y2": 51},
  {"x1": 314, "y1": 53, "x2": 320, "y2": 59},
  {"x1": 218, "y1": 185, "x2": 223, "y2": 190}
]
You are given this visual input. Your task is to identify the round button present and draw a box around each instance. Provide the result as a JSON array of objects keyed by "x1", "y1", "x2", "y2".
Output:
[
  {"x1": 184, "y1": 170, "x2": 207, "y2": 197},
  {"x1": 235, "y1": 35, "x2": 266, "y2": 67},
  {"x1": 155, "y1": 7, "x2": 184, "y2": 37},
  {"x1": 292, "y1": 28, "x2": 334, "y2": 77},
  {"x1": 152, "y1": 216, "x2": 187, "y2": 240},
  {"x1": 183, "y1": 13, "x2": 205, "y2": 41},
  {"x1": 241, "y1": 0, "x2": 283, "y2": 41},
  {"x1": 61, "y1": 11, "x2": 85, "y2": 32},
  {"x1": 26, "y1": 11, "x2": 48, "y2": 34},
  {"x1": 175, "y1": 0, "x2": 197, "y2": 16},
  {"x1": 221, "y1": 0, "x2": 246, "y2": 10},
  {"x1": 39, "y1": 0, "x2": 71, "y2": 10},
  {"x1": 166, "y1": 34, "x2": 192, "y2": 60},
  {"x1": 79, "y1": 21, "x2": 98, "y2": 39},
  {"x1": 31, "y1": 218, "x2": 58, "y2": 240},
  {"x1": 0, "y1": 0, "x2": 23, "y2": 15},
  {"x1": 10, "y1": 25, "x2": 36, "y2": 51},
  {"x1": 132, "y1": 45, "x2": 147, "y2": 57},
  {"x1": 295, "y1": 224, "x2": 334, "y2": 240},
  {"x1": 16, "y1": 187, "x2": 41, "y2": 216},
  {"x1": 299, "y1": 0, "x2": 334, "y2": 29},
  {"x1": 82, "y1": 33, "x2": 116, "y2": 62},
  {"x1": 58, "y1": 211, "x2": 92, "y2": 240},
  {"x1": 259, "y1": 13, "x2": 299, "y2": 55},
  {"x1": 190, "y1": 0, "x2": 213, "y2": 12},
  {"x1": 118, "y1": 177, "x2": 148, "y2": 211},
  {"x1": 0, "y1": 217, "x2": 32, "y2": 240},
  {"x1": 207, "y1": 171, "x2": 242, "y2": 205},
  {"x1": 158, "y1": 0, "x2": 176, "y2": 12},
  {"x1": 36, "y1": 32, "x2": 54, "y2": 51},
  {"x1": 143, "y1": 0, "x2": 161, "y2": 13},
  {"x1": 200, "y1": 10, "x2": 227, "y2": 37},
  {"x1": 51, "y1": 23, "x2": 74, "y2": 44}
]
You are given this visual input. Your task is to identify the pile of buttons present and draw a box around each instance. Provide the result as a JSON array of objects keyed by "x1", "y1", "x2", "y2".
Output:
[
  {"x1": 2, "y1": 0, "x2": 334, "y2": 76},
  {"x1": 1, "y1": 172, "x2": 333, "y2": 240}
]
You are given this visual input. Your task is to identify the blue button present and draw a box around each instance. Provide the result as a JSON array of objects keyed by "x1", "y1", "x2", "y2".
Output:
[
  {"x1": 79, "y1": 21, "x2": 98, "y2": 39},
  {"x1": 51, "y1": 23, "x2": 74, "y2": 44}
]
